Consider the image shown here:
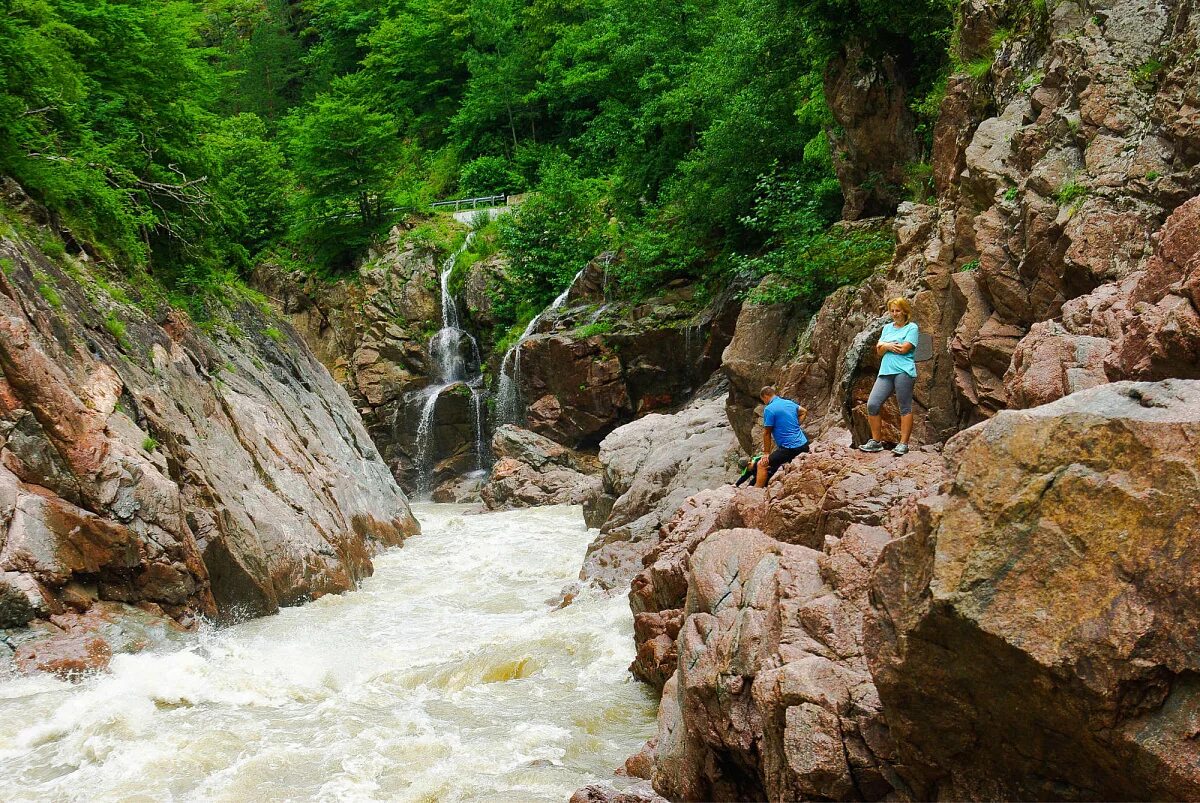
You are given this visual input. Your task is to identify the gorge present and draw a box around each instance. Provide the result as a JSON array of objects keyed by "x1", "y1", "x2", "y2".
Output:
[{"x1": 2, "y1": 0, "x2": 1200, "y2": 799}]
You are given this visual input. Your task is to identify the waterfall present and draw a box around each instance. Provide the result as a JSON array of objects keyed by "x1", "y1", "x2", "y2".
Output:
[
  {"x1": 411, "y1": 232, "x2": 488, "y2": 497},
  {"x1": 495, "y1": 268, "x2": 585, "y2": 425}
]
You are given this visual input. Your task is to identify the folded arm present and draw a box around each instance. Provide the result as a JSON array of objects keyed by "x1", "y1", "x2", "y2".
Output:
[{"x1": 877, "y1": 339, "x2": 915, "y2": 355}]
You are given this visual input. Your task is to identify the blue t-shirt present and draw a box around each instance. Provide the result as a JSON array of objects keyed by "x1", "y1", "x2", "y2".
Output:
[
  {"x1": 879, "y1": 321, "x2": 919, "y2": 378},
  {"x1": 763, "y1": 396, "x2": 808, "y2": 449}
]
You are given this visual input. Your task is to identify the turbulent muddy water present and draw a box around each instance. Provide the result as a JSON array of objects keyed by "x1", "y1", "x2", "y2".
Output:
[{"x1": 0, "y1": 504, "x2": 657, "y2": 802}]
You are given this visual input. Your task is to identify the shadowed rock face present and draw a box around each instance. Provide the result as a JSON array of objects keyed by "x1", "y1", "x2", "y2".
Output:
[
  {"x1": 867, "y1": 380, "x2": 1200, "y2": 801},
  {"x1": 509, "y1": 261, "x2": 742, "y2": 449},
  {"x1": 825, "y1": 43, "x2": 919, "y2": 220},
  {"x1": 1007, "y1": 194, "x2": 1200, "y2": 405},
  {"x1": 0, "y1": 217, "x2": 418, "y2": 674},
  {"x1": 253, "y1": 226, "x2": 481, "y2": 492}
]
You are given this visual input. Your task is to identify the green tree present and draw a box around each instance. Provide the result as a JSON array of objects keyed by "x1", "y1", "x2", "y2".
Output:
[
  {"x1": 204, "y1": 0, "x2": 307, "y2": 122},
  {"x1": 284, "y1": 78, "x2": 400, "y2": 266},
  {"x1": 458, "y1": 155, "x2": 524, "y2": 195},
  {"x1": 203, "y1": 113, "x2": 291, "y2": 256},
  {"x1": 493, "y1": 154, "x2": 609, "y2": 325},
  {"x1": 360, "y1": 0, "x2": 469, "y2": 141}
]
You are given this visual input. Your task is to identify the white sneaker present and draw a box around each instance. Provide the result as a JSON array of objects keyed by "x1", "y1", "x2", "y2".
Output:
[
  {"x1": 860, "y1": 439, "x2": 884, "y2": 452},
  {"x1": 893, "y1": 442, "x2": 910, "y2": 455}
]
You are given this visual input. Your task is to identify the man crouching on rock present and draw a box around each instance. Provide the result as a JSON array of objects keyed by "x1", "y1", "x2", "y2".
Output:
[{"x1": 756, "y1": 386, "x2": 809, "y2": 487}]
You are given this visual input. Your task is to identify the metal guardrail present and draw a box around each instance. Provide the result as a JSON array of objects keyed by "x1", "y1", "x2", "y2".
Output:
[
  {"x1": 429, "y1": 194, "x2": 508, "y2": 211},
  {"x1": 315, "y1": 193, "x2": 513, "y2": 223}
]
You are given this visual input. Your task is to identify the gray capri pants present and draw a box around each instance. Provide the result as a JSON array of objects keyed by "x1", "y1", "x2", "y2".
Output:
[{"x1": 867, "y1": 372, "x2": 914, "y2": 416}]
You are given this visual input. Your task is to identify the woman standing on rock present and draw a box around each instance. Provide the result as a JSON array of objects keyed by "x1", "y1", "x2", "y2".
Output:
[{"x1": 861, "y1": 298, "x2": 918, "y2": 455}]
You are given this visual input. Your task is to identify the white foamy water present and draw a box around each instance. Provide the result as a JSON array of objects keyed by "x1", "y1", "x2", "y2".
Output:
[{"x1": 0, "y1": 504, "x2": 657, "y2": 802}]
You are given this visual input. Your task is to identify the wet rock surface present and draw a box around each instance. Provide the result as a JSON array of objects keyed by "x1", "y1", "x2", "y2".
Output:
[
  {"x1": 868, "y1": 379, "x2": 1200, "y2": 801},
  {"x1": 507, "y1": 263, "x2": 741, "y2": 448},
  {"x1": 479, "y1": 425, "x2": 601, "y2": 510},
  {"x1": 569, "y1": 781, "x2": 669, "y2": 803},
  {"x1": 0, "y1": 220, "x2": 418, "y2": 672}
]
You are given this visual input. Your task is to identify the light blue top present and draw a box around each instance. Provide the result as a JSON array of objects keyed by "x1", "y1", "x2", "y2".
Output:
[
  {"x1": 763, "y1": 396, "x2": 808, "y2": 449},
  {"x1": 879, "y1": 321, "x2": 919, "y2": 378}
]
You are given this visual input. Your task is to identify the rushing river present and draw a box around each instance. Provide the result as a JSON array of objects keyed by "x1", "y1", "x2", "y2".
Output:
[{"x1": 0, "y1": 504, "x2": 658, "y2": 802}]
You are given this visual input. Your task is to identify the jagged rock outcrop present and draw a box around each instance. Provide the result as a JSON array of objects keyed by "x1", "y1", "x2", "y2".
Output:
[
  {"x1": 867, "y1": 379, "x2": 1200, "y2": 800},
  {"x1": 569, "y1": 781, "x2": 668, "y2": 803},
  {"x1": 253, "y1": 223, "x2": 485, "y2": 491},
  {"x1": 1007, "y1": 193, "x2": 1200, "y2": 405},
  {"x1": 479, "y1": 425, "x2": 601, "y2": 510},
  {"x1": 636, "y1": 447, "x2": 946, "y2": 800},
  {"x1": 0, "y1": 219, "x2": 418, "y2": 674},
  {"x1": 579, "y1": 393, "x2": 742, "y2": 589},
  {"x1": 507, "y1": 260, "x2": 741, "y2": 447},
  {"x1": 606, "y1": 1, "x2": 1200, "y2": 799},
  {"x1": 724, "y1": 0, "x2": 1200, "y2": 451},
  {"x1": 825, "y1": 44, "x2": 919, "y2": 219},
  {"x1": 723, "y1": 209, "x2": 963, "y2": 452}
]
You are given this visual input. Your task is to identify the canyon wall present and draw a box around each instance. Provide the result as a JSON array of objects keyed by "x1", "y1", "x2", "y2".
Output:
[
  {"x1": 506, "y1": 259, "x2": 742, "y2": 449},
  {"x1": 0, "y1": 199, "x2": 418, "y2": 675},
  {"x1": 252, "y1": 228, "x2": 461, "y2": 491},
  {"x1": 593, "y1": 0, "x2": 1200, "y2": 799},
  {"x1": 725, "y1": 0, "x2": 1200, "y2": 448}
]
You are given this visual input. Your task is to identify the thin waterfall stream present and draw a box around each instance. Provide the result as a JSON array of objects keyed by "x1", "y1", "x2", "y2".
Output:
[
  {"x1": 411, "y1": 232, "x2": 487, "y2": 499},
  {"x1": 0, "y1": 504, "x2": 658, "y2": 801},
  {"x1": 496, "y1": 268, "x2": 585, "y2": 425}
]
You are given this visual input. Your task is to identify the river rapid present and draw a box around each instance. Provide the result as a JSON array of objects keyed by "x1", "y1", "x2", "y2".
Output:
[{"x1": 0, "y1": 504, "x2": 657, "y2": 802}]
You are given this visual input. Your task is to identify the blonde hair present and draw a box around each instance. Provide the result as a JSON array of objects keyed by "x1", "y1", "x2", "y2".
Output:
[{"x1": 888, "y1": 297, "x2": 912, "y2": 324}]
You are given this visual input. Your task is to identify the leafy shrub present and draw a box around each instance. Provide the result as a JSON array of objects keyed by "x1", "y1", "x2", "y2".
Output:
[
  {"x1": 35, "y1": 272, "x2": 62, "y2": 308},
  {"x1": 1055, "y1": 180, "x2": 1089, "y2": 207},
  {"x1": 575, "y1": 320, "x2": 613, "y2": 338},
  {"x1": 492, "y1": 155, "x2": 610, "y2": 327},
  {"x1": 458, "y1": 156, "x2": 525, "y2": 197},
  {"x1": 904, "y1": 162, "x2": 935, "y2": 203},
  {"x1": 966, "y1": 57, "x2": 994, "y2": 80},
  {"x1": 1135, "y1": 59, "x2": 1164, "y2": 86},
  {"x1": 104, "y1": 313, "x2": 128, "y2": 348},
  {"x1": 744, "y1": 227, "x2": 895, "y2": 307},
  {"x1": 736, "y1": 164, "x2": 867, "y2": 309}
]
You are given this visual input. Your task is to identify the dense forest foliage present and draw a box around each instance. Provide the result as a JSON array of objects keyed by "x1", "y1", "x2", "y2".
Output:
[{"x1": 0, "y1": 0, "x2": 954, "y2": 331}]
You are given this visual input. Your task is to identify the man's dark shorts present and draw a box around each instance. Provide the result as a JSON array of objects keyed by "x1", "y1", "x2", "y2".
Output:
[{"x1": 766, "y1": 443, "x2": 809, "y2": 481}]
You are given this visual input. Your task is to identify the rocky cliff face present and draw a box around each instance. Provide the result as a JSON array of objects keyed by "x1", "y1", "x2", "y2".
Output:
[
  {"x1": 725, "y1": 0, "x2": 1200, "y2": 450},
  {"x1": 479, "y1": 424, "x2": 601, "y2": 510},
  {"x1": 630, "y1": 447, "x2": 946, "y2": 800},
  {"x1": 580, "y1": 392, "x2": 742, "y2": 590},
  {"x1": 0, "y1": 215, "x2": 418, "y2": 675},
  {"x1": 632, "y1": 380, "x2": 1200, "y2": 801},
  {"x1": 595, "y1": 0, "x2": 1200, "y2": 798}
]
